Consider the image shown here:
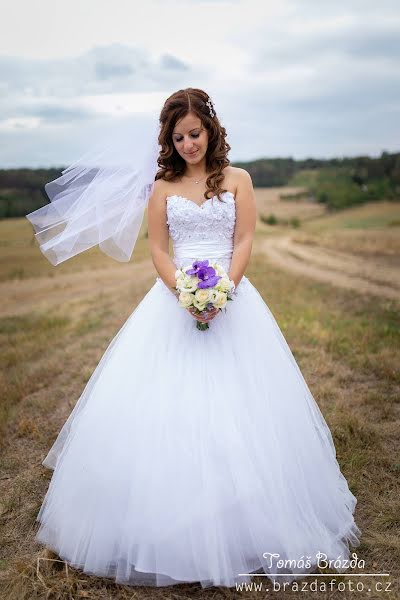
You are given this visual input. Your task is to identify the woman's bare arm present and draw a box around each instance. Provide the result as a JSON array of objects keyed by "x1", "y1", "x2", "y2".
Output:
[
  {"x1": 228, "y1": 169, "x2": 257, "y2": 288},
  {"x1": 147, "y1": 180, "x2": 178, "y2": 296}
]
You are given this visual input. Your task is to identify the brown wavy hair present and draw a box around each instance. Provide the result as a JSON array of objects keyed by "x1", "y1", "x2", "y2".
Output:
[{"x1": 155, "y1": 88, "x2": 231, "y2": 202}]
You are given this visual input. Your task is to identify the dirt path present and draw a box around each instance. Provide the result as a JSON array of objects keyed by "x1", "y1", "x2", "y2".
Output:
[
  {"x1": 2, "y1": 259, "x2": 156, "y2": 318},
  {"x1": 261, "y1": 235, "x2": 400, "y2": 301}
]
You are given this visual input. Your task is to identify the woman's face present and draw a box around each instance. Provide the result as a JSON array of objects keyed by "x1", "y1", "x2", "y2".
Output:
[{"x1": 172, "y1": 112, "x2": 208, "y2": 165}]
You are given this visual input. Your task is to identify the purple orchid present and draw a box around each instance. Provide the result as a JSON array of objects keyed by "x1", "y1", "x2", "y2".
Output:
[
  {"x1": 185, "y1": 260, "x2": 209, "y2": 275},
  {"x1": 185, "y1": 259, "x2": 222, "y2": 289}
]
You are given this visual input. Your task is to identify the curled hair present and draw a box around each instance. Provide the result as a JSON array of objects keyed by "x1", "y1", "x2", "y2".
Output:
[{"x1": 155, "y1": 88, "x2": 231, "y2": 202}]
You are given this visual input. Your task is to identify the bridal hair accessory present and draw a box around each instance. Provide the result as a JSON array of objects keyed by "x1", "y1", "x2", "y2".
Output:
[
  {"x1": 206, "y1": 97, "x2": 215, "y2": 118},
  {"x1": 26, "y1": 113, "x2": 161, "y2": 265}
]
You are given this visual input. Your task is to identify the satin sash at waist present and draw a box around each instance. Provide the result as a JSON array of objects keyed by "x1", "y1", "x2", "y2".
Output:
[{"x1": 173, "y1": 239, "x2": 233, "y2": 265}]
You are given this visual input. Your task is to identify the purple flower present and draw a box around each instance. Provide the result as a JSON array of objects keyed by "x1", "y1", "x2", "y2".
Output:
[
  {"x1": 185, "y1": 259, "x2": 209, "y2": 275},
  {"x1": 185, "y1": 259, "x2": 221, "y2": 289}
]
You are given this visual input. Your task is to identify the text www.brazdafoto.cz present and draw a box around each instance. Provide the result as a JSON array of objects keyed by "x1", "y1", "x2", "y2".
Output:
[{"x1": 235, "y1": 579, "x2": 393, "y2": 593}]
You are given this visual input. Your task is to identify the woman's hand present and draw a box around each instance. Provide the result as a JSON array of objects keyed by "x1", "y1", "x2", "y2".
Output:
[
  {"x1": 172, "y1": 287, "x2": 218, "y2": 323},
  {"x1": 186, "y1": 306, "x2": 219, "y2": 324}
]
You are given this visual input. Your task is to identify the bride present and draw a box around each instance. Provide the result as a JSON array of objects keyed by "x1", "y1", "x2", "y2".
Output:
[{"x1": 26, "y1": 87, "x2": 361, "y2": 589}]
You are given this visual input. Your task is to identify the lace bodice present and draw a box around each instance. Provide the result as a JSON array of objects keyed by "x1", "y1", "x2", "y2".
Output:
[{"x1": 166, "y1": 190, "x2": 236, "y2": 272}]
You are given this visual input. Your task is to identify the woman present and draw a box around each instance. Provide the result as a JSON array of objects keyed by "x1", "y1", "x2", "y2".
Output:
[{"x1": 28, "y1": 88, "x2": 361, "y2": 589}]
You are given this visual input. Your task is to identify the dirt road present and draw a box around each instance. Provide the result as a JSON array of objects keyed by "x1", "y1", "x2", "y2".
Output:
[{"x1": 261, "y1": 235, "x2": 400, "y2": 301}]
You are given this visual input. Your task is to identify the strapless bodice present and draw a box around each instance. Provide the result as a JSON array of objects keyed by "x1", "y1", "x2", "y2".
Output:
[{"x1": 166, "y1": 190, "x2": 236, "y2": 272}]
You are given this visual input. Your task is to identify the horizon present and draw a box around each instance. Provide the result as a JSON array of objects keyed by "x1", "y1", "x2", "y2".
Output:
[{"x1": 1, "y1": 147, "x2": 398, "y2": 172}]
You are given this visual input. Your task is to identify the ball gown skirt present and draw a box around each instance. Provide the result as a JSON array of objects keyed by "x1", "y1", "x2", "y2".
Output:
[
  {"x1": 35, "y1": 274, "x2": 361, "y2": 589},
  {"x1": 34, "y1": 192, "x2": 361, "y2": 588}
]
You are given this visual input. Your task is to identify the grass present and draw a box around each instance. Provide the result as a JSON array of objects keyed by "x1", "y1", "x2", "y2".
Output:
[
  {"x1": 0, "y1": 214, "x2": 150, "y2": 282},
  {"x1": 303, "y1": 200, "x2": 400, "y2": 234},
  {"x1": 247, "y1": 254, "x2": 400, "y2": 586},
  {"x1": 1, "y1": 193, "x2": 399, "y2": 599}
]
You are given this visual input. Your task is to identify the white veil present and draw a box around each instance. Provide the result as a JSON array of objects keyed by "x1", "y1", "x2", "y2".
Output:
[{"x1": 26, "y1": 112, "x2": 161, "y2": 266}]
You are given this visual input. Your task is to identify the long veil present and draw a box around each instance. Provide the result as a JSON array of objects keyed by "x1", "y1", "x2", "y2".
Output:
[{"x1": 26, "y1": 113, "x2": 161, "y2": 265}]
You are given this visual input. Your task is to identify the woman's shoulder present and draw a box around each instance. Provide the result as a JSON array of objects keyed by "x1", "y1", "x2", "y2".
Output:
[
  {"x1": 152, "y1": 177, "x2": 171, "y2": 197},
  {"x1": 224, "y1": 166, "x2": 251, "y2": 179},
  {"x1": 148, "y1": 178, "x2": 171, "y2": 211},
  {"x1": 222, "y1": 166, "x2": 252, "y2": 195}
]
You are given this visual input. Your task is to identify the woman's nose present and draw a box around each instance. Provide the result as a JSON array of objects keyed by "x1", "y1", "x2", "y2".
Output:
[{"x1": 183, "y1": 138, "x2": 195, "y2": 151}]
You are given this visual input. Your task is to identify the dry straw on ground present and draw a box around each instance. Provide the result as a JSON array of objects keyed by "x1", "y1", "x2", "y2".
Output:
[{"x1": 1, "y1": 189, "x2": 399, "y2": 599}]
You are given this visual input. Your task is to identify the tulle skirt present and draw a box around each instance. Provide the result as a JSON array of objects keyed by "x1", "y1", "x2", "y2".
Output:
[{"x1": 35, "y1": 275, "x2": 361, "y2": 588}]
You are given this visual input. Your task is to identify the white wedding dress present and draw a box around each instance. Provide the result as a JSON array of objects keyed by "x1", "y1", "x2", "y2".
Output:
[{"x1": 35, "y1": 190, "x2": 361, "y2": 588}]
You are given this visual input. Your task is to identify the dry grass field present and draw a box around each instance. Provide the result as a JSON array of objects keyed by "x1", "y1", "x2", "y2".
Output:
[
  {"x1": 1, "y1": 188, "x2": 399, "y2": 599},
  {"x1": 255, "y1": 186, "x2": 328, "y2": 223},
  {"x1": 260, "y1": 194, "x2": 400, "y2": 301}
]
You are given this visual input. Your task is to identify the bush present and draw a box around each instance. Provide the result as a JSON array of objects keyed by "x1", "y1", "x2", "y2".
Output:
[{"x1": 260, "y1": 213, "x2": 278, "y2": 225}]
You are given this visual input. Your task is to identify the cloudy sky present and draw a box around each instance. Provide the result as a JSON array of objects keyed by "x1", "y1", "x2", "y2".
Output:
[{"x1": 1, "y1": 0, "x2": 399, "y2": 167}]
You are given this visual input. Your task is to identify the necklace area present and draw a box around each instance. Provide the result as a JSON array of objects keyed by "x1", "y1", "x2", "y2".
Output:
[{"x1": 183, "y1": 174, "x2": 207, "y2": 185}]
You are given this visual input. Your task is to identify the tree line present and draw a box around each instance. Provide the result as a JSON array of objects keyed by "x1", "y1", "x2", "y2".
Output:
[{"x1": 0, "y1": 151, "x2": 399, "y2": 219}]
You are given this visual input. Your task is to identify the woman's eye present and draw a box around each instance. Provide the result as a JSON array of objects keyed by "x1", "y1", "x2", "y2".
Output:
[{"x1": 175, "y1": 133, "x2": 200, "y2": 142}]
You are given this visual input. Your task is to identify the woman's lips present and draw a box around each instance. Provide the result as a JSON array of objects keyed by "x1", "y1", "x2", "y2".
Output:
[{"x1": 186, "y1": 149, "x2": 198, "y2": 156}]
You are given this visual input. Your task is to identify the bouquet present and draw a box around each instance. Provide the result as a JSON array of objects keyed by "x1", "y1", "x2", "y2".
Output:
[{"x1": 175, "y1": 260, "x2": 236, "y2": 330}]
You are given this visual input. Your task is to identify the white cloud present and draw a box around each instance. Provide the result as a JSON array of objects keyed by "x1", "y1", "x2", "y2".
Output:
[{"x1": 0, "y1": 0, "x2": 399, "y2": 166}]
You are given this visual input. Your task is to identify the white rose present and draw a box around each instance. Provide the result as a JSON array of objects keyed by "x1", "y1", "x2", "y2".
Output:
[
  {"x1": 193, "y1": 296, "x2": 208, "y2": 311},
  {"x1": 175, "y1": 268, "x2": 185, "y2": 280},
  {"x1": 178, "y1": 291, "x2": 195, "y2": 308},
  {"x1": 180, "y1": 276, "x2": 199, "y2": 293},
  {"x1": 213, "y1": 291, "x2": 227, "y2": 309},
  {"x1": 208, "y1": 289, "x2": 219, "y2": 303},
  {"x1": 216, "y1": 277, "x2": 231, "y2": 293},
  {"x1": 214, "y1": 264, "x2": 226, "y2": 276},
  {"x1": 194, "y1": 288, "x2": 211, "y2": 304},
  {"x1": 175, "y1": 276, "x2": 186, "y2": 291}
]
